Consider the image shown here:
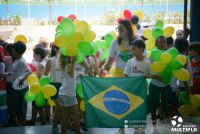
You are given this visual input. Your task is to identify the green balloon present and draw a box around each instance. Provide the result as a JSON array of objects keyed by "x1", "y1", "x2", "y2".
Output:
[
  {"x1": 152, "y1": 27, "x2": 163, "y2": 39},
  {"x1": 100, "y1": 49, "x2": 109, "y2": 61},
  {"x1": 76, "y1": 52, "x2": 85, "y2": 64},
  {"x1": 78, "y1": 42, "x2": 94, "y2": 56},
  {"x1": 60, "y1": 18, "x2": 75, "y2": 36},
  {"x1": 168, "y1": 59, "x2": 182, "y2": 70},
  {"x1": 154, "y1": 20, "x2": 164, "y2": 29},
  {"x1": 76, "y1": 83, "x2": 83, "y2": 98},
  {"x1": 105, "y1": 33, "x2": 114, "y2": 49},
  {"x1": 39, "y1": 76, "x2": 51, "y2": 86},
  {"x1": 151, "y1": 49, "x2": 163, "y2": 61},
  {"x1": 60, "y1": 47, "x2": 67, "y2": 56},
  {"x1": 35, "y1": 93, "x2": 46, "y2": 107},
  {"x1": 24, "y1": 90, "x2": 36, "y2": 102},
  {"x1": 94, "y1": 40, "x2": 106, "y2": 50},
  {"x1": 56, "y1": 25, "x2": 62, "y2": 33},
  {"x1": 92, "y1": 42, "x2": 98, "y2": 54},
  {"x1": 179, "y1": 91, "x2": 191, "y2": 104},
  {"x1": 167, "y1": 47, "x2": 178, "y2": 59},
  {"x1": 161, "y1": 67, "x2": 173, "y2": 84}
]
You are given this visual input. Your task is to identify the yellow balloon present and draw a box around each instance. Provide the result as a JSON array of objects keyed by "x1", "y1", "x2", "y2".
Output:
[
  {"x1": 143, "y1": 29, "x2": 152, "y2": 39},
  {"x1": 54, "y1": 34, "x2": 72, "y2": 48},
  {"x1": 173, "y1": 68, "x2": 190, "y2": 81},
  {"x1": 161, "y1": 53, "x2": 171, "y2": 64},
  {"x1": 73, "y1": 19, "x2": 80, "y2": 25},
  {"x1": 163, "y1": 26, "x2": 174, "y2": 38},
  {"x1": 26, "y1": 74, "x2": 39, "y2": 85},
  {"x1": 83, "y1": 31, "x2": 96, "y2": 42},
  {"x1": 176, "y1": 55, "x2": 187, "y2": 66},
  {"x1": 178, "y1": 105, "x2": 198, "y2": 116},
  {"x1": 109, "y1": 31, "x2": 116, "y2": 38},
  {"x1": 131, "y1": 24, "x2": 137, "y2": 36},
  {"x1": 42, "y1": 84, "x2": 57, "y2": 98},
  {"x1": 14, "y1": 35, "x2": 27, "y2": 44},
  {"x1": 48, "y1": 98, "x2": 56, "y2": 107},
  {"x1": 151, "y1": 61, "x2": 166, "y2": 73},
  {"x1": 80, "y1": 100, "x2": 85, "y2": 112},
  {"x1": 30, "y1": 82, "x2": 41, "y2": 94},
  {"x1": 134, "y1": 11, "x2": 143, "y2": 21},
  {"x1": 109, "y1": 67, "x2": 115, "y2": 74},
  {"x1": 67, "y1": 43, "x2": 78, "y2": 56},
  {"x1": 72, "y1": 32, "x2": 84, "y2": 44},
  {"x1": 145, "y1": 38, "x2": 155, "y2": 51},
  {"x1": 190, "y1": 94, "x2": 200, "y2": 109},
  {"x1": 75, "y1": 21, "x2": 89, "y2": 33}
]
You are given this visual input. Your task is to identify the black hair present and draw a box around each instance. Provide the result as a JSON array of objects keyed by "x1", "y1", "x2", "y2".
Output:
[
  {"x1": 131, "y1": 39, "x2": 145, "y2": 51},
  {"x1": 33, "y1": 46, "x2": 46, "y2": 60},
  {"x1": 12, "y1": 41, "x2": 26, "y2": 55},
  {"x1": 117, "y1": 19, "x2": 135, "y2": 46},
  {"x1": 166, "y1": 37, "x2": 174, "y2": 45},
  {"x1": 50, "y1": 42, "x2": 59, "y2": 57},
  {"x1": 175, "y1": 37, "x2": 189, "y2": 53},
  {"x1": 155, "y1": 36, "x2": 166, "y2": 46},
  {"x1": 188, "y1": 42, "x2": 200, "y2": 54},
  {"x1": 5, "y1": 43, "x2": 13, "y2": 56}
]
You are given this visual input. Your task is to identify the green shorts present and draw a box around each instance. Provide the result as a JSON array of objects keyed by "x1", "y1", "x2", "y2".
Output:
[{"x1": 149, "y1": 83, "x2": 173, "y2": 113}]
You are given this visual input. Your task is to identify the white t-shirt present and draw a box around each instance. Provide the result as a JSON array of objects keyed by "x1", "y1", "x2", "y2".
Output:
[
  {"x1": 75, "y1": 63, "x2": 85, "y2": 83},
  {"x1": 124, "y1": 58, "x2": 151, "y2": 77},
  {"x1": 12, "y1": 57, "x2": 30, "y2": 83},
  {"x1": 109, "y1": 39, "x2": 133, "y2": 69},
  {"x1": 0, "y1": 62, "x2": 5, "y2": 74},
  {"x1": 4, "y1": 56, "x2": 13, "y2": 82},
  {"x1": 50, "y1": 56, "x2": 62, "y2": 83},
  {"x1": 109, "y1": 39, "x2": 146, "y2": 70},
  {"x1": 59, "y1": 65, "x2": 76, "y2": 97}
]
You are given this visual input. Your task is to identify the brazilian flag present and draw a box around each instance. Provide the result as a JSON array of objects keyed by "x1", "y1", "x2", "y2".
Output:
[{"x1": 81, "y1": 76, "x2": 147, "y2": 128}]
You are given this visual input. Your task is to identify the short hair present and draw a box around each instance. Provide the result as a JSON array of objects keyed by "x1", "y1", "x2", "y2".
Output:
[
  {"x1": 175, "y1": 37, "x2": 189, "y2": 53},
  {"x1": 131, "y1": 39, "x2": 145, "y2": 51},
  {"x1": 12, "y1": 41, "x2": 26, "y2": 55},
  {"x1": 155, "y1": 36, "x2": 166, "y2": 45},
  {"x1": 166, "y1": 37, "x2": 174, "y2": 45},
  {"x1": 188, "y1": 42, "x2": 200, "y2": 54},
  {"x1": 33, "y1": 46, "x2": 46, "y2": 60},
  {"x1": 5, "y1": 43, "x2": 13, "y2": 55}
]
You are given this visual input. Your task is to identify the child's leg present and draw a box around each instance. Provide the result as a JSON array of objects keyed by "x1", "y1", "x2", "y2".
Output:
[
  {"x1": 17, "y1": 112, "x2": 26, "y2": 126},
  {"x1": 31, "y1": 105, "x2": 37, "y2": 124},
  {"x1": 68, "y1": 104, "x2": 81, "y2": 134},
  {"x1": 38, "y1": 108, "x2": 46, "y2": 125},
  {"x1": 53, "y1": 99, "x2": 62, "y2": 128},
  {"x1": 44, "y1": 104, "x2": 50, "y2": 123},
  {"x1": 61, "y1": 106, "x2": 69, "y2": 134}
]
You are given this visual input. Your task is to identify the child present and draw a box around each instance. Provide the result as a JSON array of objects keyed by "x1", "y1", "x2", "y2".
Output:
[
  {"x1": 44, "y1": 43, "x2": 62, "y2": 130},
  {"x1": 149, "y1": 36, "x2": 172, "y2": 125},
  {"x1": 27, "y1": 46, "x2": 47, "y2": 125},
  {"x1": 58, "y1": 53, "x2": 81, "y2": 134},
  {"x1": 11, "y1": 41, "x2": 31, "y2": 126},
  {"x1": 188, "y1": 42, "x2": 200, "y2": 94},
  {"x1": 0, "y1": 46, "x2": 8, "y2": 127},
  {"x1": 124, "y1": 39, "x2": 152, "y2": 133},
  {"x1": 174, "y1": 37, "x2": 193, "y2": 98},
  {"x1": 166, "y1": 37, "x2": 174, "y2": 49}
]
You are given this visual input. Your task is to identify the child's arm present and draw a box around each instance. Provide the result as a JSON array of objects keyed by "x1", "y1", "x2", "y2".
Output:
[
  {"x1": 69, "y1": 57, "x2": 76, "y2": 78},
  {"x1": 36, "y1": 64, "x2": 44, "y2": 78},
  {"x1": 18, "y1": 70, "x2": 32, "y2": 88},
  {"x1": 44, "y1": 59, "x2": 51, "y2": 76}
]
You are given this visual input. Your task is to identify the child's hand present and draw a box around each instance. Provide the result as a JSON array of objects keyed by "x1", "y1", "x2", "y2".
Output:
[
  {"x1": 144, "y1": 74, "x2": 151, "y2": 78},
  {"x1": 151, "y1": 75, "x2": 161, "y2": 80}
]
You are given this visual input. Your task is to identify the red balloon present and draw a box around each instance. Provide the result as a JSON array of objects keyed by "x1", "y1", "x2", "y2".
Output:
[
  {"x1": 68, "y1": 14, "x2": 77, "y2": 20},
  {"x1": 117, "y1": 17, "x2": 124, "y2": 22},
  {"x1": 0, "y1": 46, "x2": 4, "y2": 53},
  {"x1": 123, "y1": 9, "x2": 132, "y2": 20},
  {"x1": 57, "y1": 16, "x2": 64, "y2": 23},
  {"x1": 27, "y1": 63, "x2": 36, "y2": 72}
]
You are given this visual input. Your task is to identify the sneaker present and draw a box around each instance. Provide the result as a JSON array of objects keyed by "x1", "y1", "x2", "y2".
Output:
[
  {"x1": 80, "y1": 121, "x2": 88, "y2": 131},
  {"x1": 51, "y1": 127, "x2": 60, "y2": 134},
  {"x1": 26, "y1": 120, "x2": 35, "y2": 126},
  {"x1": 117, "y1": 128, "x2": 125, "y2": 134}
]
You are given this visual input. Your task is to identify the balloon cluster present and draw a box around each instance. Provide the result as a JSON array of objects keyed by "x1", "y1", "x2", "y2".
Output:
[
  {"x1": 24, "y1": 74, "x2": 57, "y2": 107},
  {"x1": 117, "y1": 10, "x2": 143, "y2": 36},
  {"x1": 93, "y1": 31, "x2": 116, "y2": 61},
  {"x1": 142, "y1": 20, "x2": 174, "y2": 56},
  {"x1": 151, "y1": 47, "x2": 190, "y2": 84},
  {"x1": 179, "y1": 93, "x2": 200, "y2": 116},
  {"x1": 54, "y1": 17, "x2": 96, "y2": 63}
]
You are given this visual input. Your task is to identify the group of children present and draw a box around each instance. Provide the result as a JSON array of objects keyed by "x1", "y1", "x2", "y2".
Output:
[{"x1": 0, "y1": 26, "x2": 200, "y2": 134}]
